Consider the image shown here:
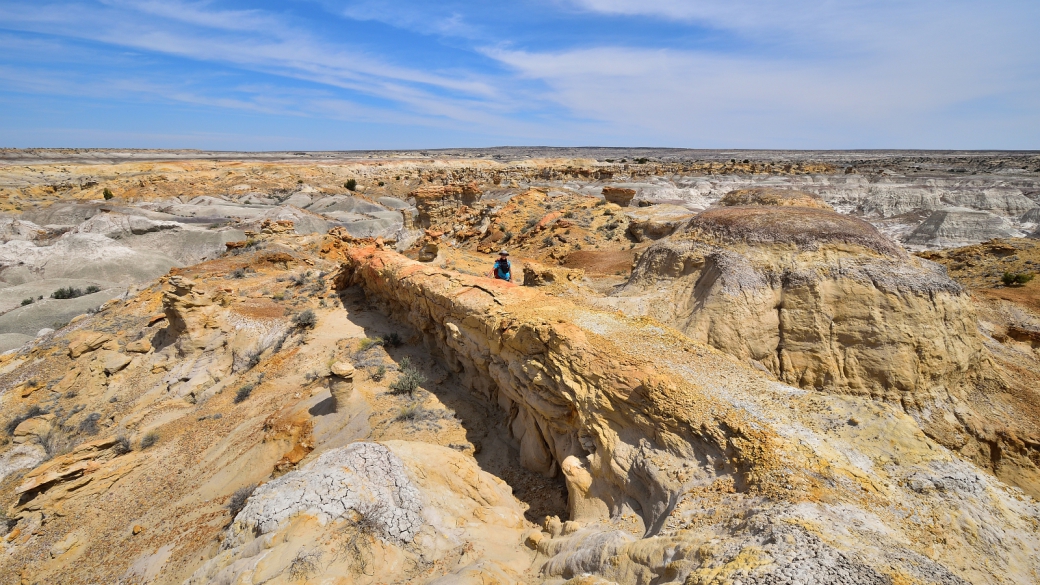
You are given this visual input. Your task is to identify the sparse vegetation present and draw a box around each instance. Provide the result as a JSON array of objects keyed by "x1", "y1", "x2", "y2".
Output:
[
  {"x1": 381, "y1": 332, "x2": 403, "y2": 347},
  {"x1": 85, "y1": 285, "x2": 101, "y2": 294},
  {"x1": 343, "y1": 501, "x2": 386, "y2": 576},
  {"x1": 357, "y1": 337, "x2": 383, "y2": 353},
  {"x1": 292, "y1": 309, "x2": 317, "y2": 329},
  {"x1": 288, "y1": 548, "x2": 323, "y2": 581},
  {"x1": 103, "y1": 187, "x2": 114, "y2": 200},
  {"x1": 371, "y1": 365, "x2": 387, "y2": 381},
  {"x1": 1002, "y1": 272, "x2": 1035, "y2": 286},
  {"x1": 51, "y1": 286, "x2": 85, "y2": 300},
  {"x1": 78, "y1": 412, "x2": 102, "y2": 435},
  {"x1": 389, "y1": 360, "x2": 426, "y2": 396},
  {"x1": 234, "y1": 383, "x2": 255, "y2": 403},
  {"x1": 39, "y1": 425, "x2": 74, "y2": 460},
  {"x1": 113, "y1": 434, "x2": 132, "y2": 455},
  {"x1": 227, "y1": 484, "x2": 256, "y2": 519},
  {"x1": 344, "y1": 179, "x2": 357, "y2": 191},
  {"x1": 20, "y1": 298, "x2": 33, "y2": 306},
  {"x1": 139, "y1": 431, "x2": 159, "y2": 450},
  {"x1": 230, "y1": 267, "x2": 247, "y2": 279},
  {"x1": 5, "y1": 405, "x2": 45, "y2": 435}
]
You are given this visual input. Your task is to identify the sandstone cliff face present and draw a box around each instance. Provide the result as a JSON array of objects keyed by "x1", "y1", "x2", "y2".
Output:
[
  {"x1": 616, "y1": 206, "x2": 982, "y2": 399},
  {"x1": 337, "y1": 243, "x2": 1040, "y2": 584}
]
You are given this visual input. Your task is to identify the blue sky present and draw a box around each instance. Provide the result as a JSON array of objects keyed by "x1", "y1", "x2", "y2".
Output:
[{"x1": 0, "y1": 0, "x2": 1037, "y2": 150}]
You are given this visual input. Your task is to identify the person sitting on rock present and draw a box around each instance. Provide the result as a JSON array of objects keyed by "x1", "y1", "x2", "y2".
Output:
[{"x1": 492, "y1": 250, "x2": 511, "y2": 282}]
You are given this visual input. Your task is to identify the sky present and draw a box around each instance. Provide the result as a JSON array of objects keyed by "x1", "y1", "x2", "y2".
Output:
[{"x1": 0, "y1": 0, "x2": 1037, "y2": 150}]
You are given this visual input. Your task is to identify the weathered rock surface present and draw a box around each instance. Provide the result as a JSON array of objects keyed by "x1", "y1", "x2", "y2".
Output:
[
  {"x1": 624, "y1": 204, "x2": 697, "y2": 242},
  {"x1": 904, "y1": 207, "x2": 1017, "y2": 248},
  {"x1": 190, "y1": 441, "x2": 532, "y2": 584},
  {"x1": 339, "y1": 243, "x2": 1040, "y2": 584},
  {"x1": 616, "y1": 206, "x2": 982, "y2": 399},
  {"x1": 717, "y1": 187, "x2": 832, "y2": 210},
  {"x1": 602, "y1": 186, "x2": 636, "y2": 207}
]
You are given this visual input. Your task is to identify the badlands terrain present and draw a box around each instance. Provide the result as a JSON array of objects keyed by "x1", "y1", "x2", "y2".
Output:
[{"x1": 0, "y1": 148, "x2": 1037, "y2": 584}]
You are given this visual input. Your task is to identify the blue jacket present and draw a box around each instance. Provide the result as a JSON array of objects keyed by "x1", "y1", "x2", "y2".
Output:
[{"x1": 494, "y1": 258, "x2": 511, "y2": 281}]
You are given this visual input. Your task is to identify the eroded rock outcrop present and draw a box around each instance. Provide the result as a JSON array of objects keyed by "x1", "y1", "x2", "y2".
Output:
[
  {"x1": 336, "y1": 243, "x2": 1040, "y2": 584},
  {"x1": 616, "y1": 206, "x2": 982, "y2": 399},
  {"x1": 905, "y1": 207, "x2": 1018, "y2": 247}
]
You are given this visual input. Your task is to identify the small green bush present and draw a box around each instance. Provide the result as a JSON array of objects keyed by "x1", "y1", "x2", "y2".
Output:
[
  {"x1": 51, "y1": 287, "x2": 84, "y2": 300},
  {"x1": 381, "y1": 332, "x2": 403, "y2": 347},
  {"x1": 371, "y1": 365, "x2": 387, "y2": 381},
  {"x1": 357, "y1": 337, "x2": 383, "y2": 352},
  {"x1": 103, "y1": 187, "x2": 114, "y2": 200},
  {"x1": 344, "y1": 179, "x2": 357, "y2": 191},
  {"x1": 85, "y1": 285, "x2": 101, "y2": 294},
  {"x1": 20, "y1": 298, "x2": 33, "y2": 306},
  {"x1": 1002, "y1": 272, "x2": 1035, "y2": 286},
  {"x1": 389, "y1": 363, "x2": 426, "y2": 396}
]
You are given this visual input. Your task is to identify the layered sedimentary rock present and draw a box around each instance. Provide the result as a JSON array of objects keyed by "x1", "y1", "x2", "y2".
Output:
[
  {"x1": 615, "y1": 206, "x2": 982, "y2": 399},
  {"x1": 717, "y1": 187, "x2": 833, "y2": 210},
  {"x1": 337, "y1": 242, "x2": 1040, "y2": 584},
  {"x1": 904, "y1": 207, "x2": 1017, "y2": 247}
]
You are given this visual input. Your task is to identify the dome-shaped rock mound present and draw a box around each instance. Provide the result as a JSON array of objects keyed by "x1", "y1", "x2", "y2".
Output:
[
  {"x1": 717, "y1": 187, "x2": 833, "y2": 211},
  {"x1": 683, "y1": 205, "x2": 905, "y2": 257},
  {"x1": 616, "y1": 205, "x2": 982, "y2": 402}
]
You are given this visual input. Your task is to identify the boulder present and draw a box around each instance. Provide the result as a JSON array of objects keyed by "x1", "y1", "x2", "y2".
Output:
[
  {"x1": 602, "y1": 187, "x2": 636, "y2": 207},
  {"x1": 624, "y1": 204, "x2": 697, "y2": 242},
  {"x1": 102, "y1": 351, "x2": 132, "y2": 374},
  {"x1": 68, "y1": 332, "x2": 114, "y2": 358},
  {"x1": 125, "y1": 339, "x2": 152, "y2": 353}
]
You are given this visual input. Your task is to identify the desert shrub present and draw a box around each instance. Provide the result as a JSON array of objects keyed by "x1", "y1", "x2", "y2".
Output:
[
  {"x1": 520, "y1": 217, "x2": 540, "y2": 234},
  {"x1": 230, "y1": 267, "x2": 247, "y2": 279},
  {"x1": 501, "y1": 231, "x2": 513, "y2": 243},
  {"x1": 357, "y1": 337, "x2": 383, "y2": 352},
  {"x1": 20, "y1": 298, "x2": 33, "y2": 306},
  {"x1": 389, "y1": 360, "x2": 426, "y2": 396},
  {"x1": 85, "y1": 285, "x2": 101, "y2": 294},
  {"x1": 78, "y1": 412, "x2": 101, "y2": 435},
  {"x1": 51, "y1": 287, "x2": 84, "y2": 300},
  {"x1": 344, "y1": 179, "x2": 357, "y2": 191},
  {"x1": 39, "y1": 426, "x2": 74, "y2": 460},
  {"x1": 103, "y1": 187, "x2": 114, "y2": 200},
  {"x1": 1002, "y1": 272, "x2": 1035, "y2": 286},
  {"x1": 288, "y1": 548, "x2": 323, "y2": 581},
  {"x1": 234, "y1": 383, "x2": 255, "y2": 404},
  {"x1": 371, "y1": 365, "x2": 387, "y2": 381},
  {"x1": 343, "y1": 501, "x2": 386, "y2": 575},
  {"x1": 5, "y1": 405, "x2": 45, "y2": 435},
  {"x1": 381, "y1": 332, "x2": 402, "y2": 347},
  {"x1": 289, "y1": 272, "x2": 308, "y2": 286},
  {"x1": 227, "y1": 483, "x2": 256, "y2": 518},
  {"x1": 139, "y1": 431, "x2": 159, "y2": 450},
  {"x1": 377, "y1": 181, "x2": 385, "y2": 187},
  {"x1": 292, "y1": 309, "x2": 317, "y2": 329},
  {"x1": 113, "y1": 434, "x2": 132, "y2": 455},
  {"x1": 242, "y1": 349, "x2": 261, "y2": 371}
]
